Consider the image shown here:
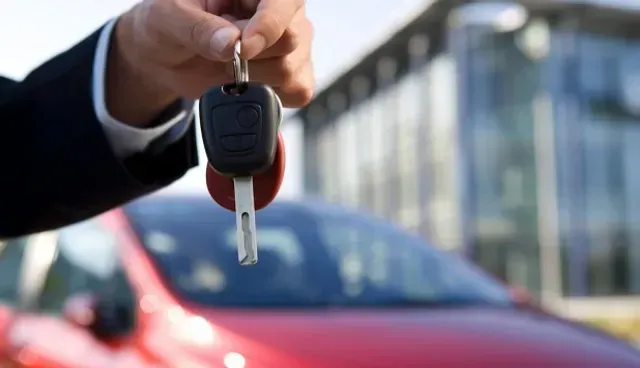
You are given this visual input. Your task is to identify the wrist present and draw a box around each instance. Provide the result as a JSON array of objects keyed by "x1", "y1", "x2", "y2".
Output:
[{"x1": 106, "y1": 14, "x2": 180, "y2": 128}]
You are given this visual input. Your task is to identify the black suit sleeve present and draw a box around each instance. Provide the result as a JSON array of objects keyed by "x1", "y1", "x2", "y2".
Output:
[{"x1": 0, "y1": 26, "x2": 199, "y2": 238}]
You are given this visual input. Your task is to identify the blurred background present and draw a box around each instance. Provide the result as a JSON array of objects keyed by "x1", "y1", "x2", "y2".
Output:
[{"x1": 3, "y1": 0, "x2": 640, "y2": 345}]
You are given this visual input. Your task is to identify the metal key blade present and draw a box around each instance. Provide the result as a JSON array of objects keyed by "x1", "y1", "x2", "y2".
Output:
[{"x1": 233, "y1": 176, "x2": 258, "y2": 266}]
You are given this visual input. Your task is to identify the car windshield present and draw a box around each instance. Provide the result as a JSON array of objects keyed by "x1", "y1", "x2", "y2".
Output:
[{"x1": 124, "y1": 197, "x2": 512, "y2": 309}]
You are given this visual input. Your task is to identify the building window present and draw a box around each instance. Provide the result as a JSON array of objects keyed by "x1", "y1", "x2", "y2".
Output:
[
  {"x1": 558, "y1": 30, "x2": 640, "y2": 297},
  {"x1": 376, "y1": 57, "x2": 400, "y2": 219},
  {"x1": 305, "y1": 105, "x2": 327, "y2": 196},
  {"x1": 351, "y1": 76, "x2": 373, "y2": 210},
  {"x1": 409, "y1": 34, "x2": 429, "y2": 58},
  {"x1": 396, "y1": 76, "x2": 420, "y2": 222},
  {"x1": 369, "y1": 91, "x2": 387, "y2": 216},
  {"x1": 423, "y1": 52, "x2": 460, "y2": 250},
  {"x1": 457, "y1": 23, "x2": 543, "y2": 296},
  {"x1": 0, "y1": 238, "x2": 28, "y2": 307},
  {"x1": 303, "y1": 133, "x2": 319, "y2": 195},
  {"x1": 338, "y1": 111, "x2": 359, "y2": 207},
  {"x1": 319, "y1": 92, "x2": 348, "y2": 202},
  {"x1": 377, "y1": 57, "x2": 397, "y2": 81},
  {"x1": 397, "y1": 75, "x2": 421, "y2": 128},
  {"x1": 318, "y1": 124, "x2": 338, "y2": 201}
]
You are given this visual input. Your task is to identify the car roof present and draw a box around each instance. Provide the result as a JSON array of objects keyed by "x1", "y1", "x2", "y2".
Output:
[
  {"x1": 129, "y1": 193, "x2": 368, "y2": 218},
  {"x1": 125, "y1": 193, "x2": 422, "y2": 242}
]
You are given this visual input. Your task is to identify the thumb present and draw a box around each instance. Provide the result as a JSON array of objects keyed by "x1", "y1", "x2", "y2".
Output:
[{"x1": 172, "y1": 3, "x2": 241, "y2": 61}]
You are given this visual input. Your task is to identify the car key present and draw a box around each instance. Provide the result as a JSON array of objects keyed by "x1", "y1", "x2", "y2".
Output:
[{"x1": 199, "y1": 40, "x2": 283, "y2": 265}]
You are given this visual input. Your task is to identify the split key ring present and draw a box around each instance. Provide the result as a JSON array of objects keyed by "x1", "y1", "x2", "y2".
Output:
[{"x1": 232, "y1": 40, "x2": 249, "y2": 89}]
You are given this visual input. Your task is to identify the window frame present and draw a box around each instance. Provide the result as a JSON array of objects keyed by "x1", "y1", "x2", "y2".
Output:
[
  {"x1": 29, "y1": 223, "x2": 136, "y2": 317},
  {"x1": 0, "y1": 232, "x2": 59, "y2": 311},
  {"x1": 0, "y1": 238, "x2": 30, "y2": 309}
]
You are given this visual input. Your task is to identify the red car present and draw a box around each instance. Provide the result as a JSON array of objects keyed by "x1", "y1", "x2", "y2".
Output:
[{"x1": 0, "y1": 193, "x2": 638, "y2": 367}]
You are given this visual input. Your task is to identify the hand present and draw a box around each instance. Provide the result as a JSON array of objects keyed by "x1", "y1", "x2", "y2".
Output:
[{"x1": 107, "y1": 0, "x2": 314, "y2": 126}]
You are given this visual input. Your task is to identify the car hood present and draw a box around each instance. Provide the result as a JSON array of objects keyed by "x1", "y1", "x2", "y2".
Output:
[{"x1": 191, "y1": 307, "x2": 640, "y2": 368}]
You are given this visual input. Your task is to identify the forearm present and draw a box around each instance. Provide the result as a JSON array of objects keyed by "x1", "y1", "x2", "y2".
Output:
[{"x1": 0, "y1": 26, "x2": 197, "y2": 238}]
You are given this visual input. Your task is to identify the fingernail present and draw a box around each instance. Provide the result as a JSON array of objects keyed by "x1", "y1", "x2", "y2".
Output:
[
  {"x1": 210, "y1": 27, "x2": 239, "y2": 58},
  {"x1": 242, "y1": 34, "x2": 266, "y2": 58}
]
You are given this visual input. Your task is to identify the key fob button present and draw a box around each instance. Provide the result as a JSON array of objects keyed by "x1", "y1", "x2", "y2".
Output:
[
  {"x1": 220, "y1": 135, "x2": 241, "y2": 152},
  {"x1": 240, "y1": 134, "x2": 257, "y2": 150},
  {"x1": 220, "y1": 134, "x2": 257, "y2": 152},
  {"x1": 211, "y1": 103, "x2": 262, "y2": 135},
  {"x1": 236, "y1": 105, "x2": 260, "y2": 128}
]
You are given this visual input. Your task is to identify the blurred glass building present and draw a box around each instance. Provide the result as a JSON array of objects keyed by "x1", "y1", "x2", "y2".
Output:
[{"x1": 294, "y1": 0, "x2": 640, "y2": 334}]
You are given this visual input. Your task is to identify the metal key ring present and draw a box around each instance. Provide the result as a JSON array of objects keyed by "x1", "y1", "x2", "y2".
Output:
[{"x1": 232, "y1": 40, "x2": 249, "y2": 87}]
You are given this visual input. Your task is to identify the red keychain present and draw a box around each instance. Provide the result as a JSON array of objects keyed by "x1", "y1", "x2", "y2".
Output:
[{"x1": 205, "y1": 132, "x2": 286, "y2": 211}]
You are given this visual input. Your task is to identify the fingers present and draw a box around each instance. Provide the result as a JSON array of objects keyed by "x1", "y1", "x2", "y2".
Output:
[
  {"x1": 273, "y1": 62, "x2": 315, "y2": 107},
  {"x1": 150, "y1": 0, "x2": 241, "y2": 61},
  {"x1": 244, "y1": 55, "x2": 301, "y2": 86},
  {"x1": 244, "y1": 43, "x2": 314, "y2": 107},
  {"x1": 144, "y1": 0, "x2": 313, "y2": 105},
  {"x1": 224, "y1": 13, "x2": 311, "y2": 85},
  {"x1": 232, "y1": 18, "x2": 301, "y2": 59},
  {"x1": 145, "y1": 0, "x2": 305, "y2": 61},
  {"x1": 241, "y1": 0, "x2": 305, "y2": 58},
  {"x1": 229, "y1": 5, "x2": 314, "y2": 107}
]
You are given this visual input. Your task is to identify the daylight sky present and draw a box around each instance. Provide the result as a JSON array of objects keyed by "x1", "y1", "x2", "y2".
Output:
[
  {"x1": 2, "y1": 0, "x2": 629, "y2": 197},
  {"x1": 0, "y1": 0, "x2": 424, "y2": 197}
]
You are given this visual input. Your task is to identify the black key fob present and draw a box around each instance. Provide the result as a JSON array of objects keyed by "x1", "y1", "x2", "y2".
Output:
[{"x1": 199, "y1": 82, "x2": 282, "y2": 176}]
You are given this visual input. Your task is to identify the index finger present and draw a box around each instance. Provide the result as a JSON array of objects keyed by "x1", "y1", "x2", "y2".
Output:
[{"x1": 241, "y1": 0, "x2": 305, "y2": 59}]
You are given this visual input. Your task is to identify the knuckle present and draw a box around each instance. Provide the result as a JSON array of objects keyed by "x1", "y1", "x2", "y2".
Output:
[
  {"x1": 189, "y1": 17, "x2": 212, "y2": 46},
  {"x1": 298, "y1": 69, "x2": 316, "y2": 105},
  {"x1": 140, "y1": 1, "x2": 160, "y2": 31},
  {"x1": 278, "y1": 57, "x2": 297, "y2": 82},
  {"x1": 286, "y1": 87, "x2": 314, "y2": 107},
  {"x1": 282, "y1": 79, "x2": 315, "y2": 107},
  {"x1": 281, "y1": 17, "x2": 312, "y2": 52},
  {"x1": 145, "y1": 0, "x2": 169, "y2": 23},
  {"x1": 142, "y1": 0, "x2": 177, "y2": 37},
  {"x1": 254, "y1": 10, "x2": 285, "y2": 46},
  {"x1": 297, "y1": 86, "x2": 315, "y2": 106},
  {"x1": 279, "y1": 28, "x2": 299, "y2": 53}
]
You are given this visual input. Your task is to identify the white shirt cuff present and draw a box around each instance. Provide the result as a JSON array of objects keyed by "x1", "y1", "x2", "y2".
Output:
[{"x1": 92, "y1": 18, "x2": 193, "y2": 159}]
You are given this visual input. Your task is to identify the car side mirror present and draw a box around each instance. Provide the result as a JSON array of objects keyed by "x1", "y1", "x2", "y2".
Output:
[
  {"x1": 62, "y1": 293, "x2": 97, "y2": 328},
  {"x1": 62, "y1": 293, "x2": 133, "y2": 340},
  {"x1": 507, "y1": 285, "x2": 541, "y2": 311}
]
